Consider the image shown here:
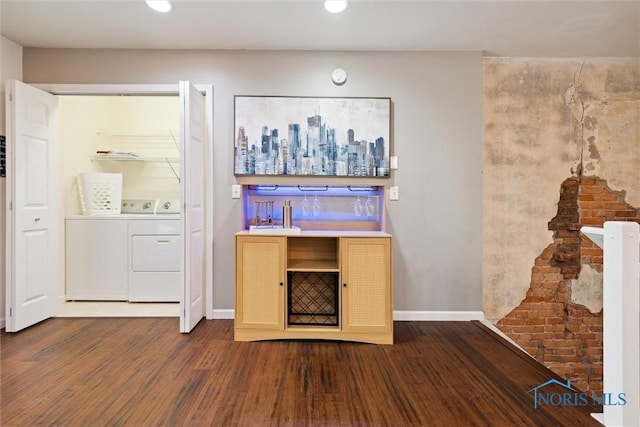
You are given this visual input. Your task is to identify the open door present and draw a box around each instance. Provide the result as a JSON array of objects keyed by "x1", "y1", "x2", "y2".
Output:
[
  {"x1": 179, "y1": 81, "x2": 205, "y2": 333},
  {"x1": 5, "y1": 80, "x2": 60, "y2": 332}
]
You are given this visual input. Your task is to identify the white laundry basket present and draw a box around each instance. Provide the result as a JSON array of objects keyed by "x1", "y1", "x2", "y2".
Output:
[{"x1": 77, "y1": 173, "x2": 122, "y2": 216}]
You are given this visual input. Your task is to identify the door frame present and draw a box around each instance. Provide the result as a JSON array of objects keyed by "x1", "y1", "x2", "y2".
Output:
[{"x1": 32, "y1": 83, "x2": 215, "y2": 320}]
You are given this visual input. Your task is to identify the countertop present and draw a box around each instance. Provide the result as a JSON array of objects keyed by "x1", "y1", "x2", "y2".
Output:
[{"x1": 235, "y1": 228, "x2": 391, "y2": 238}]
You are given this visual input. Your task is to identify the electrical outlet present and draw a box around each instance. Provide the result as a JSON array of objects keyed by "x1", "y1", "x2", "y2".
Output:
[
  {"x1": 390, "y1": 156, "x2": 398, "y2": 170},
  {"x1": 389, "y1": 186, "x2": 399, "y2": 201},
  {"x1": 231, "y1": 184, "x2": 241, "y2": 199}
]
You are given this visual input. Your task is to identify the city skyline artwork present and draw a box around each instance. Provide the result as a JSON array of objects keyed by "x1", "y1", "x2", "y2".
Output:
[{"x1": 234, "y1": 96, "x2": 391, "y2": 177}]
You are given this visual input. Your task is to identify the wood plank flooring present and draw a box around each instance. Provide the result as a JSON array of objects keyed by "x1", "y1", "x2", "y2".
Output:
[{"x1": 1, "y1": 319, "x2": 600, "y2": 426}]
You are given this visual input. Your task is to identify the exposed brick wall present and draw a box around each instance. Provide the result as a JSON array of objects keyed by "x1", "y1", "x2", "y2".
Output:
[
  {"x1": 579, "y1": 177, "x2": 640, "y2": 270},
  {"x1": 497, "y1": 176, "x2": 640, "y2": 394}
]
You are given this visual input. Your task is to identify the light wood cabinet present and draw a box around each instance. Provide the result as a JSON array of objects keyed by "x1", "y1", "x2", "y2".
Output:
[
  {"x1": 234, "y1": 232, "x2": 393, "y2": 344},
  {"x1": 235, "y1": 236, "x2": 285, "y2": 330},
  {"x1": 341, "y1": 237, "x2": 392, "y2": 335}
]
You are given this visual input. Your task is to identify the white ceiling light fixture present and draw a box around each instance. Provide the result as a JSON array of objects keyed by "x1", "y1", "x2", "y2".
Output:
[
  {"x1": 146, "y1": 0, "x2": 172, "y2": 13},
  {"x1": 324, "y1": 0, "x2": 348, "y2": 14}
]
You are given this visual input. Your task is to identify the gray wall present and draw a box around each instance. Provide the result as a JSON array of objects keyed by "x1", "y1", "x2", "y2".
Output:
[{"x1": 22, "y1": 49, "x2": 483, "y2": 314}]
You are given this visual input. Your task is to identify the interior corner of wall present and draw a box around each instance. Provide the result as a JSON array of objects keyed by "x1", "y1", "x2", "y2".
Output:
[{"x1": 483, "y1": 269, "x2": 530, "y2": 323}]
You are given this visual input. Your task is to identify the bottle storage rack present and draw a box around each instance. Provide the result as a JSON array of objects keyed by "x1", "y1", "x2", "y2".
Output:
[
  {"x1": 286, "y1": 236, "x2": 339, "y2": 327},
  {"x1": 287, "y1": 271, "x2": 339, "y2": 326}
]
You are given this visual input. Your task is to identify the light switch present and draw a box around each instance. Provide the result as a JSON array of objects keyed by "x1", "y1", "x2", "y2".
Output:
[
  {"x1": 231, "y1": 184, "x2": 241, "y2": 199},
  {"x1": 390, "y1": 156, "x2": 398, "y2": 170},
  {"x1": 389, "y1": 186, "x2": 399, "y2": 201}
]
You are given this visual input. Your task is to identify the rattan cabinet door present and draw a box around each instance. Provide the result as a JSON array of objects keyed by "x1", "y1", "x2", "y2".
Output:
[
  {"x1": 341, "y1": 237, "x2": 392, "y2": 334},
  {"x1": 235, "y1": 236, "x2": 285, "y2": 330}
]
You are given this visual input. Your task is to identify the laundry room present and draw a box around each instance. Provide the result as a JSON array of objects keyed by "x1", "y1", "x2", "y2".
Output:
[{"x1": 58, "y1": 95, "x2": 182, "y2": 315}]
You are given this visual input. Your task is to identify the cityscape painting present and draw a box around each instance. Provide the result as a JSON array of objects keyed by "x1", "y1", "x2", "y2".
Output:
[{"x1": 234, "y1": 96, "x2": 391, "y2": 177}]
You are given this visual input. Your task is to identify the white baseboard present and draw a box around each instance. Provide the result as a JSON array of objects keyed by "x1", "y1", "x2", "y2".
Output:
[
  {"x1": 393, "y1": 310, "x2": 485, "y2": 321},
  {"x1": 210, "y1": 310, "x2": 485, "y2": 321},
  {"x1": 480, "y1": 320, "x2": 532, "y2": 356},
  {"x1": 212, "y1": 309, "x2": 234, "y2": 319},
  {"x1": 1, "y1": 310, "x2": 483, "y2": 326}
]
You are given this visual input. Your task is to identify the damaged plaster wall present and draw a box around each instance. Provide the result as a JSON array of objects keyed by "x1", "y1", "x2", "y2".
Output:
[
  {"x1": 571, "y1": 264, "x2": 602, "y2": 314},
  {"x1": 483, "y1": 57, "x2": 640, "y2": 322}
]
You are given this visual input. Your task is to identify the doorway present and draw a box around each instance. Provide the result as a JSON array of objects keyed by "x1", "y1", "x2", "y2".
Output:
[
  {"x1": 5, "y1": 82, "x2": 213, "y2": 332},
  {"x1": 58, "y1": 95, "x2": 181, "y2": 317}
]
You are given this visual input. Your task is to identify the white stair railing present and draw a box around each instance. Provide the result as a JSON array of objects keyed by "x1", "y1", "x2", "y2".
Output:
[{"x1": 582, "y1": 222, "x2": 639, "y2": 426}]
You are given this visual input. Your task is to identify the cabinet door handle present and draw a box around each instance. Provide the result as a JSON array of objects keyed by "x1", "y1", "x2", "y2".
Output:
[
  {"x1": 280, "y1": 282, "x2": 284, "y2": 287},
  {"x1": 343, "y1": 283, "x2": 347, "y2": 287},
  {"x1": 34, "y1": 217, "x2": 41, "y2": 222}
]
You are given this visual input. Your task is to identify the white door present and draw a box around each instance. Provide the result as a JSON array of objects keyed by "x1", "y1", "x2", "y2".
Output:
[
  {"x1": 179, "y1": 81, "x2": 205, "y2": 333},
  {"x1": 5, "y1": 80, "x2": 60, "y2": 332}
]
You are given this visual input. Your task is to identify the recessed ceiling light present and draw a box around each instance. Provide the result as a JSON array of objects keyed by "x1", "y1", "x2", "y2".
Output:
[
  {"x1": 146, "y1": 0, "x2": 172, "y2": 13},
  {"x1": 324, "y1": 0, "x2": 348, "y2": 14}
]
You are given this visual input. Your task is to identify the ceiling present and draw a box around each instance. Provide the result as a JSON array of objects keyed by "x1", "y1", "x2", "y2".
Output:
[{"x1": 1, "y1": 0, "x2": 639, "y2": 57}]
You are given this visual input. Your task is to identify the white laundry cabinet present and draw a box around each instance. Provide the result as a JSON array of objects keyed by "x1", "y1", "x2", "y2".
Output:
[{"x1": 66, "y1": 216, "x2": 181, "y2": 302}]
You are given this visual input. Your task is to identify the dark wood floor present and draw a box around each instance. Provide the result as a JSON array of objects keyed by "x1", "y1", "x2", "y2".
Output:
[{"x1": 1, "y1": 319, "x2": 600, "y2": 426}]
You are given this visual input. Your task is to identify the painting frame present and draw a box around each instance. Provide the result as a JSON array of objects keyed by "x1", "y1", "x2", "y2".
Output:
[{"x1": 234, "y1": 96, "x2": 391, "y2": 177}]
